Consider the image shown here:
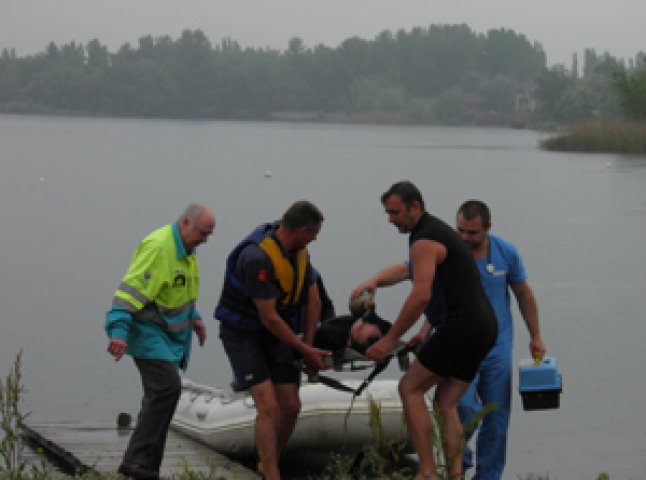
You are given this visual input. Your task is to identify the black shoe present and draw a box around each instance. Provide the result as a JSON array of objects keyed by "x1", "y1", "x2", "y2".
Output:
[{"x1": 117, "y1": 463, "x2": 159, "y2": 480}]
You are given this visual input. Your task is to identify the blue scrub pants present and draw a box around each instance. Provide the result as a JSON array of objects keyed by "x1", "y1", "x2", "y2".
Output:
[{"x1": 458, "y1": 343, "x2": 512, "y2": 480}]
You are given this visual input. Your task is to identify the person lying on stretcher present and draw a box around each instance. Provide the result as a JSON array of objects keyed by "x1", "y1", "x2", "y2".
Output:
[{"x1": 313, "y1": 291, "x2": 409, "y2": 371}]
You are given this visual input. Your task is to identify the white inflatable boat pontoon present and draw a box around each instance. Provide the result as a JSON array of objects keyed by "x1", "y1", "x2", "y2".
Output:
[{"x1": 171, "y1": 377, "x2": 424, "y2": 458}]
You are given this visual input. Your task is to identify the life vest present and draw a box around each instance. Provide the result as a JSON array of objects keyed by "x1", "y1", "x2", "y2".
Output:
[{"x1": 214, "y1": 223, "x2": 308, "y2": 331}]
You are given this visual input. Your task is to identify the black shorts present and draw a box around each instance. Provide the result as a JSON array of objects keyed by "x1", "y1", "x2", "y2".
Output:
[
  {"x1": 219, "y1": 321, "x2": 300, "y2": 390},
  {"x1": 417, "y1": 320, "x2": 496, "y2": 382}
]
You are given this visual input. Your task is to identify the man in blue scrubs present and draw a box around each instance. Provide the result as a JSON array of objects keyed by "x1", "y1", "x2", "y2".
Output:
[{"x1": 456, "y1": 199, "x2": 546, "y2": 480}]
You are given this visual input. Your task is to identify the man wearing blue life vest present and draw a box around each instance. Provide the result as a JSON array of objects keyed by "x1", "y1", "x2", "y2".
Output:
[
  {"x1": 455, "y1": 199, "x2": 545, "y2": 480},
  {"x1": 351, "y1": 181, "x2": 497, "y2": 480},
  {"x1": 215, "y1": 200, "x2": 331, "y2": 480},
  {"x1": 105, "y1": 203, "x2": 216, "y2": 480}
]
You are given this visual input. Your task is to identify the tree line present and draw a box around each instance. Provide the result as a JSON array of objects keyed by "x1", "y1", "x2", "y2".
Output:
[{"x1": 0, "y1": 26, "x2": 644, "y2": 125}]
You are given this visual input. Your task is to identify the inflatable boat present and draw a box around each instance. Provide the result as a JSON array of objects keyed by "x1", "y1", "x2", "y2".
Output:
[{"x1": 171, "y1": 377, "x2": 422, "y2": 458}]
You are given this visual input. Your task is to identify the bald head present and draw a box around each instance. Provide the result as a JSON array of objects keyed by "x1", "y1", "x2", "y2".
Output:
[{"x1": 178, "y1": 203, "x2": 215, "y2": 252}]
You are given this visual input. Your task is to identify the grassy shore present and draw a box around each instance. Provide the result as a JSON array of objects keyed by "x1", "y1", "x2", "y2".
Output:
[
  {"x1": 2, "y1": 352, "x2": 612, "y2": 479},
  {"x1": 540, "y1": 121, "x2": 646, "y2": 153}
]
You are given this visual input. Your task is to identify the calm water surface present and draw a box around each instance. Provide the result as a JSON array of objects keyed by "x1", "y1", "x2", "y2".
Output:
[{"x1": 1, "y1": 114, "x2": 645, "y2": 479}]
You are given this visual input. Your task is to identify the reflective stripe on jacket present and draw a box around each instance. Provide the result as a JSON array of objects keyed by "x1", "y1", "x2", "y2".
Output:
[
  {"x1": 105, "y1": 222, "x2": 200, "y2": 369},
  {"x1": 214, "y1": 223, "x2": 308, "y2": 331}
]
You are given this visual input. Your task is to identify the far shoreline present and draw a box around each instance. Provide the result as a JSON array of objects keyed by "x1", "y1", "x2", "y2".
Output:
[
  {"x1": 0, "y1": 106, "x2": 560, "y2": 131},
  {"x1": 6, "y1": 108, "x2": 645, "y2": 154}
]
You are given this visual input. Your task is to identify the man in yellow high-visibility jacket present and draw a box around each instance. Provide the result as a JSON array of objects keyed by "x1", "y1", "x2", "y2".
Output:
[{"x1": 105, "y1": 203, "x2": 215, "y2": 480}]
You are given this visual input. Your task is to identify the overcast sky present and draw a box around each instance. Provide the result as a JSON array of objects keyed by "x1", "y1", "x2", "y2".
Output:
[{"x1": 3, "y1": 0, "x2": 644, "y2": 67}]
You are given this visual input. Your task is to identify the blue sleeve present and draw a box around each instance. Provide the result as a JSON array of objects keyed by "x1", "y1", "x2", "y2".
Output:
[
  {"x1": 239, "y1": 244, "x2": 277, "y2": 300},
  {"x1": 504, "y1": 241, "x2": 527, "y2": 285},
  {"x1": 105, "y1": 305, "x2": 132, "y2": 340}
]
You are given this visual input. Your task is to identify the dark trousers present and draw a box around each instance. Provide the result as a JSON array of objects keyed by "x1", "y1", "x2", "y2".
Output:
[{"x1": 123, "y1": 359, "x2": 181, "y2": 470}]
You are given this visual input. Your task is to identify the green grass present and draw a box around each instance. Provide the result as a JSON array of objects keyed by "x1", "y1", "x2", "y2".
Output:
[
  {"x1": 540, "y1": 121, "x2": 646, "y2": 153},
  {"x1": 1, "y1": 350, "x2": 29, "y2": 477}
]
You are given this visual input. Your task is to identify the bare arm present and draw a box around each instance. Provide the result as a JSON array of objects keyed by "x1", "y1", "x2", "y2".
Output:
[
  {"x1": 350, "y1": 262, "x2": 410, "y2": 298},
  {"x1": 193, "y1": 318, "x2": 207, "y2": 346},
  {"x1": 302, "y1": 282, "x2": 321, "y2": 346},
  {"x1": 366, "y1": 240, "x2": 443, "y2": 362},
  {"x1": 511, "y1": 281, "x2": 546, "y2": 359},
  {"x1": 254, "y1": 297, "x2": 330, "y2": 370},
  {"x1": 409, "y1": 319, "x2": 433, "y2": 347}
]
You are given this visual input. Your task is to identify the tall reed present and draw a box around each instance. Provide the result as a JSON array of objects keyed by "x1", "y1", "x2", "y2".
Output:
[
  {"x1": 1, "y1": 350, "x2": 26, "y2": 475},
  {"x1": 540, "y1": 121, "x2": 646, "y2": 153}
]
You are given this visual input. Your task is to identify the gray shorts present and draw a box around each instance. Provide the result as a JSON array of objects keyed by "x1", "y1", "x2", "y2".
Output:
[{"x1": 219, "y1": 321, "x2": 300, "y2": 390}]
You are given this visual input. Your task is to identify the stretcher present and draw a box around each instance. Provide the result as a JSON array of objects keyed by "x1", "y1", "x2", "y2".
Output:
[
  {"x1": 309, "y1": 341, "x2": 413, "y2": 398},
  {"x1": 323, "y1": 342, "x2": 412, "y2": 373}
]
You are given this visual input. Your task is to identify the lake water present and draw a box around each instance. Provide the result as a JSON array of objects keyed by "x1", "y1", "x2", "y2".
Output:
[{"x1": 1, "y1": 114, "x2": 645, "y2": 480}]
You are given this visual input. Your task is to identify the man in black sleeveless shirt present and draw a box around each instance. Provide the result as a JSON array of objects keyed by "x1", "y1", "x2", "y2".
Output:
[{"x1": 351, "y1": 180, "x2": 497, "y2": 480}]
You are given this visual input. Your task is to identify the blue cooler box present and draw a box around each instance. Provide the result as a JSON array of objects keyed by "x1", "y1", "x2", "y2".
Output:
[{"x1": 518, "y1": 356, "x2": 562, "y2": 411}]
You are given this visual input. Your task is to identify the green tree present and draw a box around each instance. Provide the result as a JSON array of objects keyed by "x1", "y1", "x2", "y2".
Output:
[
  {"x1": 583, "y1": 48, "x2": 599, "y2": 77},
  {"x1": 584, "y1": 49, "x2": 624, "y2": 77},
  {"x1": 482, "y1": 28, "x2": 546, "y2": 79},
  {"x1": 613, "y1": 70, "x2": 646, "y2": 121},
  {"x1": 0, "y1": 51, "x2": 19, "y2": 103},
  {"x1": 0, "y1": 25, "x2": 624, "y2": 124},
  {"x1": 534, "y1": 65, "x2": 575, "y2": 120},
  {"x1": 552, "y1": 85, "x2": 599, "y2": 121},
  {"x1": 287, "y1": 37, "x2": 306, "y2": 55},
  {"x1": 593, "y1": 53, "x2": 624, "y2": 76},
  {"x1": 295, "y1": 44, "x2": 347, "y2": 111},
  {"x1": 479, "y1": 75, "x2": 518, "y2": 112},
  {"x1": 86, "y1": 39, "x2": 109, "y2": 69},
  {"x1": 395, "y1": 24, "x2": 484, "y2": 97},
  {"x1": 349, "y1": 75, "x2": 407, "y2": 113},
  {"x1": 432, "y1": 86, "x2": 467, "y2": 124}
]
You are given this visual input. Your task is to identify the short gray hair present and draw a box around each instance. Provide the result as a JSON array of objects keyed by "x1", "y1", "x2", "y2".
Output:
[{"x1": 179, "y1": 203, "x2": 206, "y2": 226}]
